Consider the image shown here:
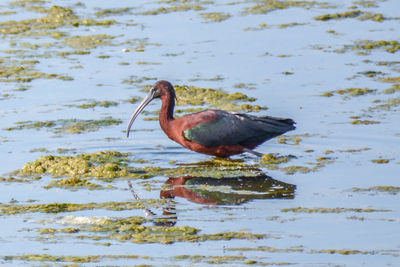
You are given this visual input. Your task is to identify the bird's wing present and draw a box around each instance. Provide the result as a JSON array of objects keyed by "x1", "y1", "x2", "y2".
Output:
[
  {"x1": 182, "y1": 111, "x2": 258, "y2": 147},
  {"x1": 183, "y1": 111, "x2": 295, "y2": 147}
]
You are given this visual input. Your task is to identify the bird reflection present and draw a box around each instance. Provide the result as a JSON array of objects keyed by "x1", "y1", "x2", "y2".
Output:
[
  {"x1": 161, "y1": 175, "x2": 295, "y2": 205},
  {"x1": 128, "y1": 171, "x2": 295, "y2": 226}
]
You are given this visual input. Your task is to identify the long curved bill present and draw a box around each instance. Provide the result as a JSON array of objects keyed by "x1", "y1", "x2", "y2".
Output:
[{"x1": 126, "y1": 90, "x2": 155, "y2": 137}]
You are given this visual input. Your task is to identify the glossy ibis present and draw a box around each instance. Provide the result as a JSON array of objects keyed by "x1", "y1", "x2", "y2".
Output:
[{"x1": 126, "y1": 80, "x2": 295, "y2": 157}]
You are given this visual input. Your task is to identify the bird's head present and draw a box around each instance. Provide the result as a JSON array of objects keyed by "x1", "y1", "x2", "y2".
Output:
[
  {"x1": 151, "y1": 80, "x2": 176, "y2": 99},
  {"x1": 126, "y1": 80, "x2": 175, "y2": 137}
]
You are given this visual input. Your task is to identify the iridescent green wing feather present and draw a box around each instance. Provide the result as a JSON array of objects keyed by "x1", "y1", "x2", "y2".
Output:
[{"x1": 183, "y1": 110, "x2": 295, "y2": 148}]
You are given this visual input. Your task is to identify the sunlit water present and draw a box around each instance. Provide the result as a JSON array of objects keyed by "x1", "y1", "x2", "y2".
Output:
[{"x1": 0, "y1": 0, "x2": 399, "y2": 266}]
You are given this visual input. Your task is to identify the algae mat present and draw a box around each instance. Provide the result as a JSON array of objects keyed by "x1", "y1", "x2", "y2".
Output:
[{"x1": 0, "y1": 0, "x2": 399, "y2": 266}]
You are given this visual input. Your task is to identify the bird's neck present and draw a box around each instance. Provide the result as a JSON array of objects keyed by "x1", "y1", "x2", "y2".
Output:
[{"x1": 159, "y1": 94, "x2": 175, "y2": 126}]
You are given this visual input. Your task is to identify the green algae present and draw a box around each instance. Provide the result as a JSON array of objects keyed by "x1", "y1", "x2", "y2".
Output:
[
  {"x1": 277, "y1": 136, "x2": 301, "y2": 145},
  {"x1": 309, "y1": 248, "x2": 382, "y2": 255},
  {"x1": 188, "y1": 75, "x2": 224, "y2": 82},
  {"x1": 371, "y1": 159, "x2": 390, "y2": 164},
  {"x1": 233, "y1": 83, "x2": 257, "y2": 90},
  {"x1": 122, "y1": 75, "x2": 157, "y2": 85},
  {"x1": 228, "y1": 246, "x2": 304, "y2": 253},
  {"x1": 243, "y1": 21, "x2": 306, "y2": 31},
  {"x1": 351, "y1": 40, "x2": 400, "y2": 54},
  {"x1": 56, "y1": 50, "x2": 91, "y2": 57},
  {"x1": 122, "y1": 38, "x2": 161, "y2": 53},
  {"x1": 0, "y1": 176, "x2": 41, "y2": 183},
  {"x1": 43, "y1": 177, "x2": 110, "y2": 190},
  {"x1": 369, "y1": 96, "x2": 400, "y2": 111},
  {"x1": 33, "y1": 214, "x2": 266, "y2": 245},
  {"x1": 69, "y1": 229, "x2": 265, "y2": 245},
  {"x1": 95, "y1": 7, "x2": 132, "y2": 17},
  {"x1": 4, "y1": 252, "x2": 281, "y2": 265},
  {"x1": 39, "y1": 227, "x2": 80, "y2": 234},
  {"x1": 279, "y1": 165, "x2": 312, "y2": 175},
  {"x1": 358, "y1": 70, "x2": 385, "y2": 78},
  {"x1": 0, "y1": 1, "x2": 121, "y2": 89},
  {"x1": 62, "y1": 34, "x2": 115, "y2": 49},
  {"x1": 0, "y1": 5, "x2": 116, "y2": 37},
  {"x1": 0, "y1": 5, "x2": 77, "y2": 36},
  {"x1": 13, "y1": 151, "x2": 266, "y2": 183},
  {"x1": 327, "y1": 29, "x2": 340, "y2": 35},
  {"x1": 352, "y1": 186, "x2": 400, "y2": 195},
  {"x1": 339, "y1": 147, "x2": 370, "y2": 153},
  {"x1": 321, "y1": 88, "x2": 376, "y2": 97},
  {"x1": 0, "y1": 59, "x2": 73, "y2": 83},
  {"x1": 200, "y1": 12, "x2": 231, "y2": 23},
  {"x1": 136, "y1": 61, "x2": 161, "y2": 65},
  {"x1": 243, "y1": 24, "x2": 268, "y2": 31},
  {"x1": 0, "y1": 11, "x2": 17, "y2": 15},
  {"x1": 75, "y1": 100, "x2": 119, "y2": 109},
  {"x1": 56, "y1": 148, "x2": 77, "y2": 154},
  {"x1": 3, "y1": 254, "x2": 142, "y2": 263},
  {"x1": 351, "y1": 119, "x2": 380, "y2": 125},
  {"x1": 352, "y1": 0, "x2": 380, "y2": 8},
  {"x1": 228, "y1": 245, "x2": 398, "y2": 257},
  {"x1": 315, "y1": 10, "x2": 385, "y2": 22},
  {"x1": 281, "y1": 207, "x2": 390, "y2": 213},
  {"x1": 278, "y1": 22, "x2": 305, "y2": 28},
  {"x1": 154, "y1": 84, "x2": 267, "y2": 113},
  {"x1": 138, "y1": 4, "x2": 205, "y2": 15},
  {"x1": 140, "y1": 161, "x2": 264, "y2": 179},
  {"x1": 29, "y1": 147, "x2": 50, "y2": 153},
  {"x1": 4, "y1": 117, "x2": 122, "y2": 135},
  {"x1": 381, "y1": 84, "x2": 400, "y2": 94},
  {"x1": 242, "y1": 0, "x2": 324, "y2": 15},
  {"x1": 174, "y1": 255, "x2": 246, "y2": 264},
  {"x1": 260, "y1": 153, "x2": 291, "y2": 165},
  {"x1": 380, "y1": 77, "x2": 400, "y2": 83},
  {"x1": 260, "y1": 155, "x2": 334, "y2": 175},
  {"x1": 16, "y1": 151, "x2": 131, "y2": 180},
  {"x1": 0, "y1": 201, "x2": 163, "y2": 215}
]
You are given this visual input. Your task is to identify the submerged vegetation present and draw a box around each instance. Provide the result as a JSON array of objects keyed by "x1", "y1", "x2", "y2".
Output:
[
  {"x1": 138, "y1": 4, "x2": 205, "y2": 15},
  {"x1": 9, "y1": 149, "x2": 334, "y2": 190},
  {"x1": 3, "y1": 254, "x2": 142, "y2": 264},
  {"x1": 4, "y1": 117, "x2": 122, "y2": 135},
  {"x1": 321, "y1": 88, "x2": 376, "y2": 97},
  {"x1": 0, "y1": 59, "x2": 73, "y2": 83},
  {"x1": 13, "y1": 151, "x2": 266, "y2": 183},
  {"x1": 137, "y1": 84, "x2": 267, "y2": 120},
  {"x1": 0, "y1": 201, "x2": 158, "y2": 215},
  {"x1": 352, "y1": 186, "x2": 400, "y2": 194},
  {"x1": 339, "y1": 40, "x2": 400, "y2": 54},
  {"x1": 0, "y1": 5, "x2": 116, "y2": 37},
  {"x1": 315, "y1": 10, "x2": 385, "y2": 22},
  {"x1": 200, "y1": 12, "x2": 231, "y2": 23},
  {"x1": 281, "y1": 207, "x2": 391, "y2": 213},
  {"x1": 242, "y1": 0, "x2": 328, "y2": 15},
  {"x1": 74, "y1": 100, "x2": 119, "y2": 109},
  {"x1": 173, "y1": 84, "x2": 265, "y2": 112}
]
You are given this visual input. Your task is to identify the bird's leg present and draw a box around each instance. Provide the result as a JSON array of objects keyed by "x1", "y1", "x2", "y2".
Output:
[
  {"x1": 127, "y1": 181, "x2": 177, "y2": 226},
  {"x1": 243, "y1": 148, "x2": 263, "y2": 157},
  {"x1": 127, "y1": 181, "x2": 156, "y2": 217}
]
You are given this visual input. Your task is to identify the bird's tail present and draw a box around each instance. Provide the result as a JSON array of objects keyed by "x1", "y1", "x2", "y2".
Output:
[{"x1": 255, "y1": 116, "x2": 296, "y2": 133}]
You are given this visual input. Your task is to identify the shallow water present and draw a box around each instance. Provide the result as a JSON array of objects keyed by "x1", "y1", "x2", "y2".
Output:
[{"x1": 0, "y1": 0, "x2": 399, "y2": 266}]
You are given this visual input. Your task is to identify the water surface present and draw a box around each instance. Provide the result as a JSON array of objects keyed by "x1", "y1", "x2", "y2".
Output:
[{"x1": 0, "y1": 0, "x2": 399, "y2": 266}]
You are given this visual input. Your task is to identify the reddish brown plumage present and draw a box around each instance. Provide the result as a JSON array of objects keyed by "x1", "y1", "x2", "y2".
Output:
[{"x1": 126, "y1": 80, "x2": 296, "y2": 157}]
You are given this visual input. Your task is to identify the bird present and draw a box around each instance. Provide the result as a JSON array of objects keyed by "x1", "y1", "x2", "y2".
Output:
[{"x1": 126, "y1": 80, "x2": 295, "y2": 158}]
